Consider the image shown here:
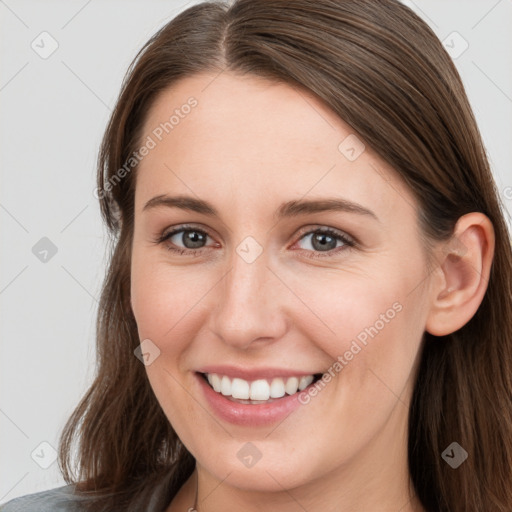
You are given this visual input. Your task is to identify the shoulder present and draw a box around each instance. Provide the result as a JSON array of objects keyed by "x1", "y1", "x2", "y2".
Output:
[{"x1": 0, "y1": 484, "x2": 81, "y2": 512}]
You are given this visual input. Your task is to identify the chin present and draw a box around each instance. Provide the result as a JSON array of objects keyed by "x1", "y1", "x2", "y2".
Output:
[{"x1": 197, "y1": 451, "x2": 320, "y2": 493}]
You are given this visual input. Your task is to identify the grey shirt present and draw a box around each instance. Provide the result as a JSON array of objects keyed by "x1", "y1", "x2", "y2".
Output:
[
  {"x1": 0, "y1": 481, "x2": 171, "y2": 512},
  {"x1": 0, "y1": 485, "x2": 81, "y2": 512}
]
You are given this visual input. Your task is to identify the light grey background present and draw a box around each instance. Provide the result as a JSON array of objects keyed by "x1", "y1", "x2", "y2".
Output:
[{"x1": 1, "y1": 0, "x2": 511, "y2": 504}]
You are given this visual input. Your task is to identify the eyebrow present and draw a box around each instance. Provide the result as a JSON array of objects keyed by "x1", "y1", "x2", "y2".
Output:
[{"x1": 142, "y1": 194, "x2": 379, "y2": 221}]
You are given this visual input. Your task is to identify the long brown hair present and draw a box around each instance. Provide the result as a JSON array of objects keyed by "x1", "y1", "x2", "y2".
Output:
[{"x1": 58, "y1": 1, "x2": 512, "y2": 510}]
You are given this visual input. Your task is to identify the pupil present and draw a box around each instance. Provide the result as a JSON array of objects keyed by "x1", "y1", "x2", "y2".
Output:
[
  {"x1": 313, "y1": 233, "x2": 336, "y2": 251},
  {"x1": 184, "y1": 231, "x2": 205, "y2": 249}
]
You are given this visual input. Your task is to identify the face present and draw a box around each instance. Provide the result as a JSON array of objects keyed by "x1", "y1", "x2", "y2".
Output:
[{"x1": 130, "y1": 72, "x2": 433, "y2": 495}]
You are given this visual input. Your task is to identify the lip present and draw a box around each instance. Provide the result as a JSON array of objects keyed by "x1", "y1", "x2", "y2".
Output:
[
  {"x1": 196, "y1": 365, "x2": 320, "y2": 381},
  {"x1": 195, "y1": 371, "x2": 318, "y2": 427}
]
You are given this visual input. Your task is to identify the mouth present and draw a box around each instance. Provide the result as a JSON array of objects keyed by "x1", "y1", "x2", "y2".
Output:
[{"x1": 198, "y1": 372, "x2": 323, "y2": 405}]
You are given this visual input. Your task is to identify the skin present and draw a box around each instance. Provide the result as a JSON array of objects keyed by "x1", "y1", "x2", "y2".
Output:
[{"x1": 129, "y1": 72, "x2": 495, "y2": 512}]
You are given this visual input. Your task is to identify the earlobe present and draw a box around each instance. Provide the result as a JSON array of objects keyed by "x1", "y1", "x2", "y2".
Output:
[{"x1": 425, "y1": 213, "x2": 495, "y2": 336}]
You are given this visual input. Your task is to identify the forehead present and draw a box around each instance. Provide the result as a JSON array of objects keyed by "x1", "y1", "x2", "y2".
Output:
[
  {"x1": 134, "y1": 72, "x2": 415, "y2": 221},
  {"x1": 140, "y1": 71, "x2": 361, "y2": 165}
]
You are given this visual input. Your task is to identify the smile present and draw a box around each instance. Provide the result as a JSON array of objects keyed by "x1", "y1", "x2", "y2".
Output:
[
  {"x1": 202, "y1": 372, "x2": 322, "y2": 403},
  {"x1": 195, "y1": 366, "x2": 326, "y2": 425}
]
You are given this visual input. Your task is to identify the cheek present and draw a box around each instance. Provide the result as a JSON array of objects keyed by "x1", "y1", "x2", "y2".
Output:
[
  {"x1": 130, "y1": 256, "x2": 212, "y2": 439},
  {"x1": 281, "y1": 267, "x2": 411, "y2": 354},
  {"x1": 285, "y1": 264, "x2": 426, "y2": 401},
  {"x1": 131, "y1": 251, "x2": 202, "y2": 342}
]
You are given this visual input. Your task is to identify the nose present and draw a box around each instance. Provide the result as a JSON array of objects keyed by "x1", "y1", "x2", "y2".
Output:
[{"x1": 209, "y1": 248, "x2": 288, "y2": 350}]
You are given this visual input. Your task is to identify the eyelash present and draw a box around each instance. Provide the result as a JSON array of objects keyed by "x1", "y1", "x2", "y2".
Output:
[{"x1": 153, "y1": 224, "x2": 356, "y2": 259}]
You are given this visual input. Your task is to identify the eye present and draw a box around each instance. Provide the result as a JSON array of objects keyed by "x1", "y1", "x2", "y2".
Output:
[
  {"x1": 153, "y1": 224, "x2": 355, "y2": 259},
  {"x1": 292, "y1": 227, "x2": 355, "y2": 259},
  {"x1": 154, "y1": 225, "x2": 216, "y2": 256}
]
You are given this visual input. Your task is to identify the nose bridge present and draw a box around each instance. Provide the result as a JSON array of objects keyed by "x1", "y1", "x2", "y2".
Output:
[{"x1": 211, "y1": 243, "x2": 286, "y2": 348}]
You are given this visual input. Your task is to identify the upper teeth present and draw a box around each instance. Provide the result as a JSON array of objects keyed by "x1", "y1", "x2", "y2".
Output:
[{"x1": 205, "y1": 373, "x2": 315, "y2": 400}]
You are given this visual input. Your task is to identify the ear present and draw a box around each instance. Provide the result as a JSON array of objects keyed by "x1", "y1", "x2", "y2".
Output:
[{"x1": 425, "y1": 212, "x2": 495, "y2": 336}]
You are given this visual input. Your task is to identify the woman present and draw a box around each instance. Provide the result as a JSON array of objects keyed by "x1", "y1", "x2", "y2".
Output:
[{"x1": 2, "y1": 0, "x2": 511, "y2": 510}]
